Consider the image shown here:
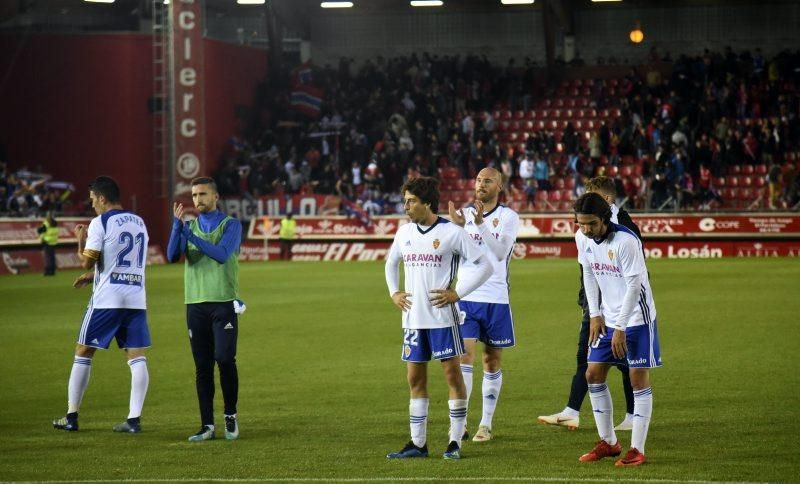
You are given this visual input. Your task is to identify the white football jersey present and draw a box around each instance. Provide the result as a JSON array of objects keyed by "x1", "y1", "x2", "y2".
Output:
[
  {"x1": 576, "y1": 223, "x2": 655, "y2": 329},
  {"x1": 84, "y1": 209, "x2": 148, "y2": 309},
  {"x1": 459, "y1": 204, "x2": 519, "y2": 304},
  {"x1": 386, "y1": 217, "x2": 484, "y2": 329}
]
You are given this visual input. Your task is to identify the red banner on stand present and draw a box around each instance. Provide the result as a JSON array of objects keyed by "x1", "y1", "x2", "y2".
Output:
[{"x1": 243, "y1": 213, "x2": 800, "y2": 241}]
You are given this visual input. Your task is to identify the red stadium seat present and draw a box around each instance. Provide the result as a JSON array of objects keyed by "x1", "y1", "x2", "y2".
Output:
[
  {"x1": 726, "y1": 176, "x2": 739, "y2": 187},
  {"x1": 722, "y1": 187, "x2": 738, "y2": 202},
  {"x1": 742, "y1": 164, "x2": 754, "y2": 175},
  {"x1": 508, "y1": 201, "x2": 526, "y2": 212},
  {"x1": 465, "y1": 179, "x2": 476, "y2": 189},
  {"x1": 606, "y1": 166, "x2": 619, "y2": 177},
  {"x1": 451, "y1": 191, "x2": 467, "y2": 203},
  {"x1": 754, "y1": 176, "x2": 766, "y2": 187},
  {"x1": 755, "y1": 164, "x2": 767, "y2": 175},
  {"x1": 560, "y1": 189, "x2": 574, "y2": 201},
  {"x1": 441, "y1": 167, "x2": 460, "y2": 179},
  {"x1": 514, "y1": 110, "x2": 526, "y2": 120},
  {"x1": 715, "y1": 177, "x2": 727, "y2": 187},
  {"x1": 739, "y1": 188, "x2": 753, "y2": 201},
  {"x1": 740, "y1": 176, "x2": 753, "y2": 187},
  {"x1": 549, "y1": 190, "x2": 562, "y2": 202},
  {"x1": 730, "y1": 165, "x2": 742, "y2": 175},
  {"x1": 565, "y1": 177, "x2": 576, "y2": 190}
]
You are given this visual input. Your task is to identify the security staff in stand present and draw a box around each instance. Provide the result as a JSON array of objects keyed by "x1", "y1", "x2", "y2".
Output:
[
  {"x1": 38, "y1": 212, "x2": 59, "y2": 276},
  {"x1": 279, "y1": 212, "x2": 296, "y2": 261}
]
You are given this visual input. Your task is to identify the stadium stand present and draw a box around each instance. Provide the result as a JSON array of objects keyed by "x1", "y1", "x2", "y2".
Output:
[{"x1": 218, "y1": 48, "x2": 800, "y2": 214}]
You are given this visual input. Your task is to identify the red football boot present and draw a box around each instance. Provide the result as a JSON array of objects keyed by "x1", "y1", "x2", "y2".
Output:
[
  {"x1": 615, "y1": 448, "x2": 647, "y2": 467},
  {"x1": 579, "y1": 440, "x2": 622, "y2": 462}
]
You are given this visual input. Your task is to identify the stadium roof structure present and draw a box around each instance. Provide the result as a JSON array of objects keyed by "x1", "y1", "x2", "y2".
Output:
[{"x1": 1, "y1": 0, "x2": 796, "y2": 34}]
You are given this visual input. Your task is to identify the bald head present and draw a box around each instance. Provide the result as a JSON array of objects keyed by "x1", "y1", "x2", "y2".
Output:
[{"x1": 475, "y1": 167, "x2": 504, "y2": 204}]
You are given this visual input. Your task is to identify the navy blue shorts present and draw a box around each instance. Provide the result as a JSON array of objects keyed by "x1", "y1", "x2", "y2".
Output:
[
  {"x1": 587, "y1": 321, "x2": 662, "y2": 368},
  {"x1": 401, "y1": 326, "x2": 465, "y2": 362},
  {"x1": 459, "y1": 301, "x2": 515, "y2": 348},
  {"x1": 78, "y1": 306, "x2": 151, "y2": 350}
]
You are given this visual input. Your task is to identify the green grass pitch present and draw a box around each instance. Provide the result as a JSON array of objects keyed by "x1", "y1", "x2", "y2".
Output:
[{"x1": 0, "y1": 258, "x2": 798, "y2": 482}]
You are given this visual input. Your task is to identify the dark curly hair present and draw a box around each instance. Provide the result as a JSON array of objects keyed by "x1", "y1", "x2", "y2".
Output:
[{"x1": 401, "y1": 177, "x2": 440, "y2": 213}]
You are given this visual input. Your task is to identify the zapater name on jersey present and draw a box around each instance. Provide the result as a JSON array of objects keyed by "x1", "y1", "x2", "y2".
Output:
[
  {"x1": 576, "y1": 223, "x2": 656, "y2": 329},
  {"x1": 84, "y1": 209, "x2": 149, "y2": 309},
  {"x1": 459, "y1": 204, "x2": 520, "y2": 304},
  {"x1": 385, "y1": 217, "x2": 485, "y2": 330}
]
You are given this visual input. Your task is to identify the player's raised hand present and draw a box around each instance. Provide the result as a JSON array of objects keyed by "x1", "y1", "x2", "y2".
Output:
[
  {"x1": 73, "y1": 224, "x2": 87, "y2": 241},
  {"x1": 473, "y1": 200, "x2": 485, "y2": 225},
  {"x1": 588, "y1": 316, "x2": 606, "y2": 346},
  {"x1": 448, "y1": 201, "x2": 466, "y2": 226},
  {"x1": 429, "y1": 288, "x2": 460, "y2": 308},
  {"x1": 611, "y1": 329, "x2": 627, "y2": 359},
  {"x1": 173, "y1": 202, "x2": 185, "y2": 220},
  {"x1": 72, "y1": 272, "x2": 94, "y2": 289},
  {"x1": 391, "y1": 291, "x2": 412, "y2": 311}
]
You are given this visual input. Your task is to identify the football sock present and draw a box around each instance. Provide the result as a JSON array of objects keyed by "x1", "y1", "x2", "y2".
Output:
[
  {"x1": 588, "y1": 383, "x2": 616, "y2": 445},
  {"x1": 631, "y1": 387, "x2": 653, "y2": 453},
  {"x1": 460, "y1": 364, "x2": 474, "y2": 403},
  {"x1": 562, "y1": 406, "x2": 580, "y2": 417},
  {"x1": 67, "y1": 356, "x2": 92, "y2": 414},
  {"x1": 448, "y1": 399, "x2": 468, "y2": 445},
  {"x1": 409, "y1": 398, "x2": 429, "y2": 448},
  {"x1": 479, "y1": 369, "x2": 502, "y2": 429},
  {"x1": 127, "y1": 357, "x2": 149, "y2": 419}
]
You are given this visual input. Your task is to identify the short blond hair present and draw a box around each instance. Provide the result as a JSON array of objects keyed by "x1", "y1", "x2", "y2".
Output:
[{"x1": 585, "y1": 176, "x2": 616, "y2": 197}]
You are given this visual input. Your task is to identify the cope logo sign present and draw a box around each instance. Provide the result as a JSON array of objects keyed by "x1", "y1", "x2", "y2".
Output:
[{"x1": 698, "y1": 217, "x2": 740, "y2": 232}]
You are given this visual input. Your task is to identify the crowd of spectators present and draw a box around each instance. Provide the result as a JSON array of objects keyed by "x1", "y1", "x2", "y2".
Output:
[
  {"x1": 218, "y1": 47, "x2": 800, "y2": 213},
  {"x1": 0, "y1": 161, "x2": 75, "y2": 217}
]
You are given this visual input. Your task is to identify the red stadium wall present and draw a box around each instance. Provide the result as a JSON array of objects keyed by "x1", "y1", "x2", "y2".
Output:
[
  {"x1": 203, "y1": 39, "x2": 268, "y2": 176},
  {"x1": 0, "y1": 34, "x2": 268, "y2": 246},
  {"x1": 0, "y1": 33, "x2": 158, "y2": 234}
]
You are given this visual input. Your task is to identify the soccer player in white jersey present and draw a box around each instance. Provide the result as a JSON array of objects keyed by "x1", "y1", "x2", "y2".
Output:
[
  {"x1": 52, "y1": 176, "x2": 151, "y2": 434},
  {"x1": 385, "y1": 177, "x2": 492, "y2": 460},
  {"x1": 573, "y1": 192, "x2": 661, "y2": 467},
  {"x1": 447, "y1": 167, "x2": 519, "y2": 442}
]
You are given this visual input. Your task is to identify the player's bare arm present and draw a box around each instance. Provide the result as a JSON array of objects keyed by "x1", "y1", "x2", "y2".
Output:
[
  {"x1": 429, "y1": 288, "x2": 459, "y2": 308},
  {"x1": 473, "y1": 200, "x2": 485, "y2": 225},
  {"x1": 391, "y1": 291, "x2": 412, "y2": 311},
  {"x1": 447, "y1": 201, "x2": 465, "y2": 227},
  {"x1": 72, "y1": 272, "x2": 94, "y2": 289},
  {"x1": 588, "y1": 316, "x2": 606, "y2": 345},
  {"x1": 74, "y1": 224, "x2": 97, "y2": 270},
  {"x1": 611, "y1": 330, "x2": 627, "y2": 360},
  {"x1": 173, "y1": 202, "x2": 185, "y2": 220}
]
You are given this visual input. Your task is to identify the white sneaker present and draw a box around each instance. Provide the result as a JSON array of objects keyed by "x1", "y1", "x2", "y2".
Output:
[
  {"x1": 472, "y1": 425, "x2": 493, "y2": 442},
  {"x1": 537, "y1": 413, "x2": 579, "y2": 430},
  {"x1": 614, "y1": 413, "x2": 634, "y2": 431}
]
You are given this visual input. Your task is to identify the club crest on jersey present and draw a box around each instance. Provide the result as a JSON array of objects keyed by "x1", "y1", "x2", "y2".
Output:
[
  {"x1": 433, "y1": 239, "x2": 440, "y2": 249},
  {"x1": 493, "y1": 218, "x2": 500, "y2": 228},
  {"x1": 404, "y1": 345, "x2": 411, "y2": 358},
  {"x1": 608, "y1": 249, "x2": 615, "y2": 260}
]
